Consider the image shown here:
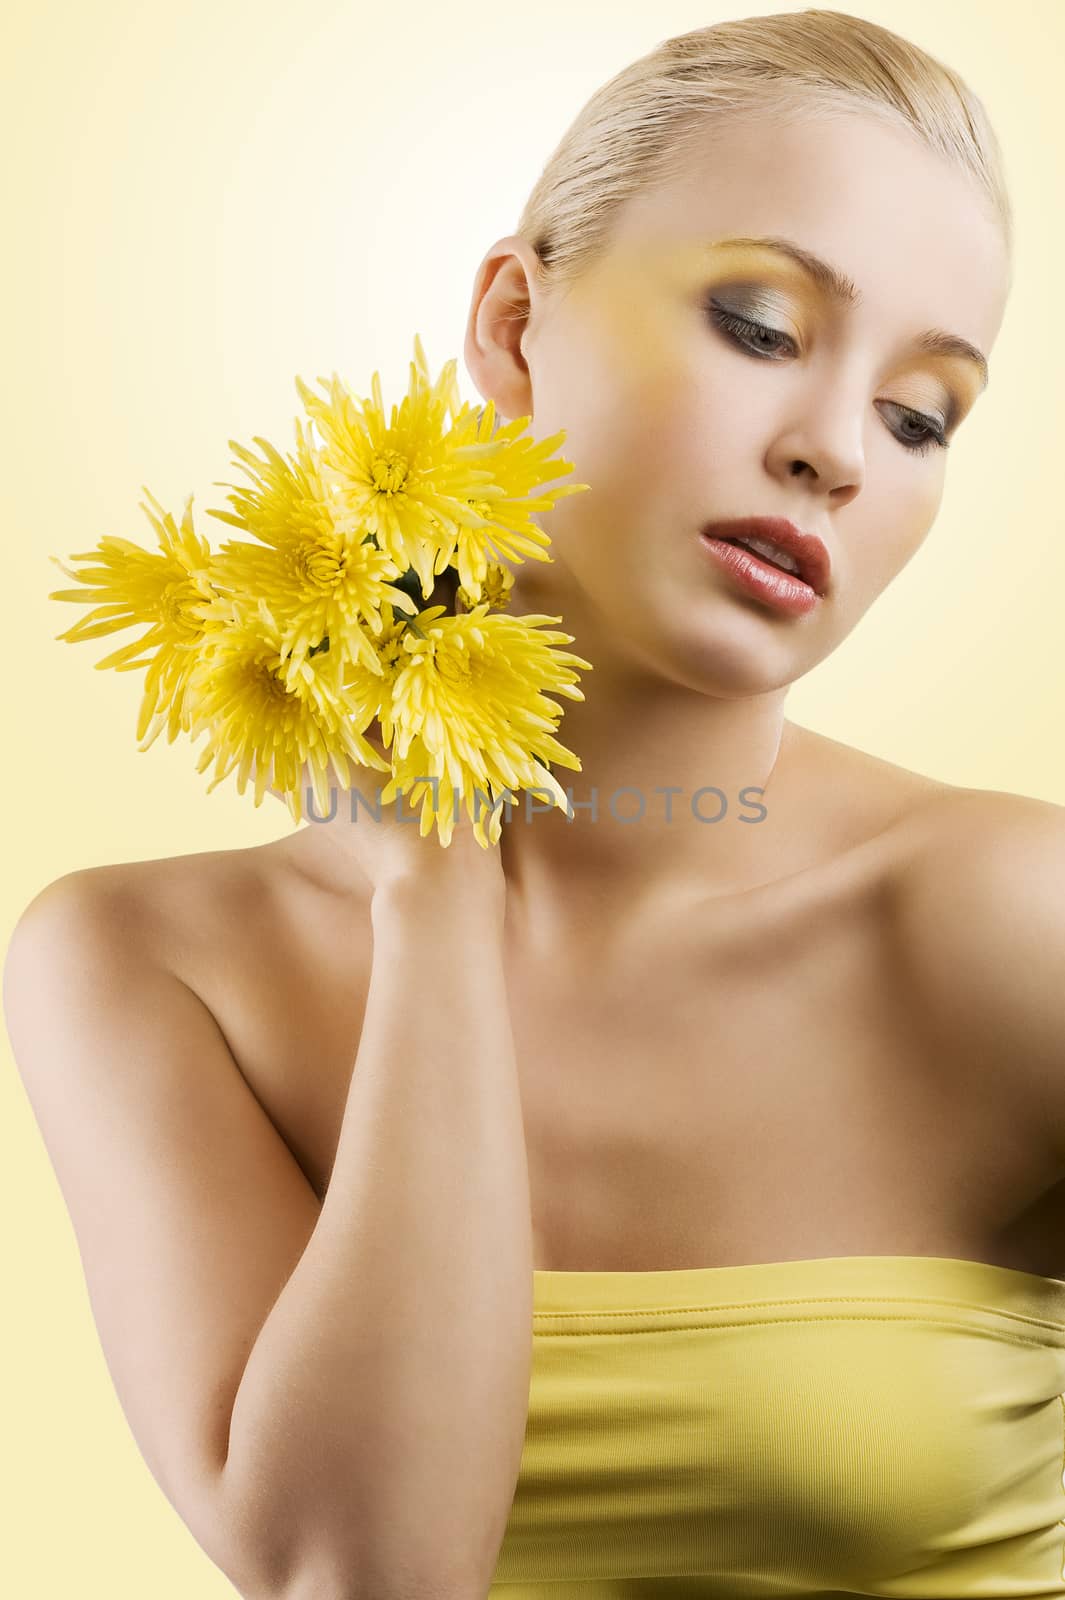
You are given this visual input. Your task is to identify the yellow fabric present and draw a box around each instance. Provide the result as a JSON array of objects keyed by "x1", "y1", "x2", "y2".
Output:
[{"x1": 488, "y1": 1254, "x2": 1065, "y2": 1596}]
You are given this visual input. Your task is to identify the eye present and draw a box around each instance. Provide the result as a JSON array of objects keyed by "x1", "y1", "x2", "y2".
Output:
[
  {"x1": 877, "y1": 402, "x2": 949, "y2": 457},
  {"x1": 708, "y1": 304, "x2": 796, "y2": 360},
  {"x1": 705, "y1": 301, "x2": 951, "y2": 457}
]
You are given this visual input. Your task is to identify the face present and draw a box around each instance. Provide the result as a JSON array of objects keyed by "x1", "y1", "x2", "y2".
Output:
[{"x1": 464, "y1": 108, "x2": 1010, "y2": 695}]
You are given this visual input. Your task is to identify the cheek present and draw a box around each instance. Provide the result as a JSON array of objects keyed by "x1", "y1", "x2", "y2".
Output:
[
  {"x1": 552, "y1": 384, "x2": 666, "y2": 519},
  {"x1": 674, "y1": 348, "x2": 776, "y2": 456},
  {"x1": 884, "y1": 469, "x2": 945, "y2": 571},
  {"x1": 847, "y1": 481, "x2": 944, "y2": 608},
  {"x1": 544, "y1": 286, "x2": 703, "y2": 462}
]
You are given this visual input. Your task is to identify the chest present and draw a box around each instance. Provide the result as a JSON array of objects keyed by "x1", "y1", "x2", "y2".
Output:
[
  {"x1": 498, "y1": 885, "x2": 1022, "y2": 1272},
  {"x1": 195, "y1": 859, "x2": 1058, "y2": 1280}
]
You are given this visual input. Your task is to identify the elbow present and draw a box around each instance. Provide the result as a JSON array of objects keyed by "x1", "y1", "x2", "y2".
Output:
[
  {"x1": 220, "y1": 1462, "x2": 499, "y2": 1600},
  {"x1": 273, "y1": 1574, "x2": 489, "y2": 1600},
  {"x1": 264, "y1": 1547, "x2": 492, "y2": 1600}
]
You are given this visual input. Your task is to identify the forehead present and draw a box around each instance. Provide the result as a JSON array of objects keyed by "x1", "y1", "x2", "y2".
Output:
[{"x1": 602, "y1": 109, "x2": 1009, "y2": 355}]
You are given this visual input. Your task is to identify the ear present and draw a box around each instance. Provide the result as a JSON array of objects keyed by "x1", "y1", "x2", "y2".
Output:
[{"x1": 463, "y1": 234, "x2": 543, "y2": 424}]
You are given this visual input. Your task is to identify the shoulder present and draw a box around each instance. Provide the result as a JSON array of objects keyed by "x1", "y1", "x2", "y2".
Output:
[
  {"x1": 6, "y1": 863, "x2": 144, "y2": 973},
  {"x1": 896, "y1": 785, "x2": 1065, "y2": 919},
  {"x1": 890, "y1": 786, "x2": 1065, "y2": 1103},
  {"x1": 788, "y1": 722, "x2": 956, "y2": 855},
  {"x1": 6, "y1": 845, "x2": 282, "y2": 985},
  {"x1": 801, "y1": 720, "x2": 1065, "y2": 897}
]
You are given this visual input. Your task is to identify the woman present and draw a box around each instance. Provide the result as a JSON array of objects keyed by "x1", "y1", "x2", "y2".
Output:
[{"x1": 7, "y1": 8, "x2": 1065, "y2": 1599}]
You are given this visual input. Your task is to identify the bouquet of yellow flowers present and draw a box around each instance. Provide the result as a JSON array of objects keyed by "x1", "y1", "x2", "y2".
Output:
[{"x1": 48, "y1": 335, "x2": 593, "y2": 850}]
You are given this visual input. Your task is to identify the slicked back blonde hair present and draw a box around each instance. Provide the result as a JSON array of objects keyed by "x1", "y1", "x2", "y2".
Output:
[{"x1": 515, "y1": 8, "x2": 1012, "y2": 301}]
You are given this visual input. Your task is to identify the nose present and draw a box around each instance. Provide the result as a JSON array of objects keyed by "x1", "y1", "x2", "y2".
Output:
[{"x1": 766, "y1": 394, "x2": 865, "y2": 510}]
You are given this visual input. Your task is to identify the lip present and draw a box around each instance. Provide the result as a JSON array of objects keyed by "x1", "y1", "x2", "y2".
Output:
[{"x1": 698, "y1": 516, "x2": 831, "y2": 617}]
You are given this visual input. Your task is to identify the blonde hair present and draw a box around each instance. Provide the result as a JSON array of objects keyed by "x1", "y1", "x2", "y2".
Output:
[{"x1": 515, "y1": 8, "x2": 1012, "y2": 301}]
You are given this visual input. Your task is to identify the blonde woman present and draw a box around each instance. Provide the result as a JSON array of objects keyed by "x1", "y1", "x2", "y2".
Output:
[{"x1": 6, "y1": 8, "x2": 1064, "y2": 1600}]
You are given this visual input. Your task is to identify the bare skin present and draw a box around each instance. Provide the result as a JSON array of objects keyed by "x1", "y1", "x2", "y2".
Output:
[
  {"x1": 95, "y1": 733, "x2": 1065, "y2": 1289},
  {"x1": 83, "y1": 109, "x2": 1065, "y2": 1282}
]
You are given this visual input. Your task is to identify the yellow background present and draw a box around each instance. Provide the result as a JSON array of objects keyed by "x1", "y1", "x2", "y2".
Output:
[{"x1": 2, "y1": 0, "x2": 1062, "y2": 1593}]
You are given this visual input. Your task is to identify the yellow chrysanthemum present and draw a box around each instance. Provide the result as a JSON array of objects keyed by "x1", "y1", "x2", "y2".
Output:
[
  {"x1": 441, "y1": 397, "x2": 591, "y2": 601},
  {"x1": 47, "y1": 488, "x2": 226, "y2": 749},
  {"x1": 203, "y1": 415, "x2": 418, "y2": 678},
  {"x1": 296, "y1": 333, "x2": 591, "y2": 606},
  {"x1": 48, "y1": 337, "x2": 597, "y2": 848},
  {"x1": 182, "y1": 595, "x2": 391, "y2": 825},
  {"x1": 377, "y1": 603, "x2": 593, "y2": 848},
  {"x1": 457, "y1": 560, "x2": 514, "y2": 614},
  {"x1": 338, "y1": 598, "x2": 420, "y2": 720}
]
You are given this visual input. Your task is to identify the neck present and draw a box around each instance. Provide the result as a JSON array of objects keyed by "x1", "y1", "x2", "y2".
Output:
[{"x1": 492, "y1": 567, "x2": 815, "y2": 934}]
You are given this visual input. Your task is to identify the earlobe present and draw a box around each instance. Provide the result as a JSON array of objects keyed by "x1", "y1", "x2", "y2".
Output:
[{"x1": 464, "y1": 247, "x2": 536, "y2": 426}]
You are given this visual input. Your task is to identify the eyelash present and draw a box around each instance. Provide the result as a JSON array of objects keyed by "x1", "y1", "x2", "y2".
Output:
[{"x1": 707, "y1": 304, "x2": 950, "y2": 457}]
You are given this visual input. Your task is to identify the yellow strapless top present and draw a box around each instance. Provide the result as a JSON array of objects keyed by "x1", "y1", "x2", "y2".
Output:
[{"x1": 488, "y1": 1254, "x2": 1065, "y2": 1597}]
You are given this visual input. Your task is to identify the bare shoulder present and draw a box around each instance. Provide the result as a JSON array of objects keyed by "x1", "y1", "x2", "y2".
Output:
[
  {"x1": 786, "y1": 723, "x2": 974, "y2": 877},
  {"x1": 791, "y1": 724, "x2": 1061, "y2": 867},
  {"x1": 893, "y1": 781, "x2": 1065, "y2": 902},
  {"x1": 15, "y1": 845, "x2": 246, "y2": 933},
  {"x1": 786, "y1": 727, "x2": 1065, "y2": 1059},
  {"x1": 8, "y1": 838, "x2": 307, "y2": 994},
  {"x1": 886, "y1": 782, "x2": 1065, "y2": 1144}
]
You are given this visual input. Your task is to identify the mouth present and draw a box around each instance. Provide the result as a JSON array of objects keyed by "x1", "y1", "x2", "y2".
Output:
[{"x1": 699, "y1": 517, "x2": 831, "y2": 597}]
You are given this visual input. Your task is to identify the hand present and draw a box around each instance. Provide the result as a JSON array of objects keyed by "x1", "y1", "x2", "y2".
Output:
[{"x1": 262, "y1": 717, "x2": 507, "y2": 899}]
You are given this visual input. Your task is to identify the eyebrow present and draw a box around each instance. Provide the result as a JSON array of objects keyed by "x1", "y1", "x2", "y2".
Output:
[{"x1": 707, "y1": 234, "x2": 989, "y2": 392}]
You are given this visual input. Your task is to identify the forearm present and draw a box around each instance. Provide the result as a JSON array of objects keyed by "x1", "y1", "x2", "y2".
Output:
[{"x1": 221, "y1": 874, "x2": 533, "y2": 1599}]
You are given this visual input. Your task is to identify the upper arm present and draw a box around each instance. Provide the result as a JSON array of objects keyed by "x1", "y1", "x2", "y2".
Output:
[
  {"x1": 895, "y1": 792, "x2": 1065, "y2": 1140},
  {"x1": 2, "y1": 871, "x2": 324, "y2": 1597}
]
